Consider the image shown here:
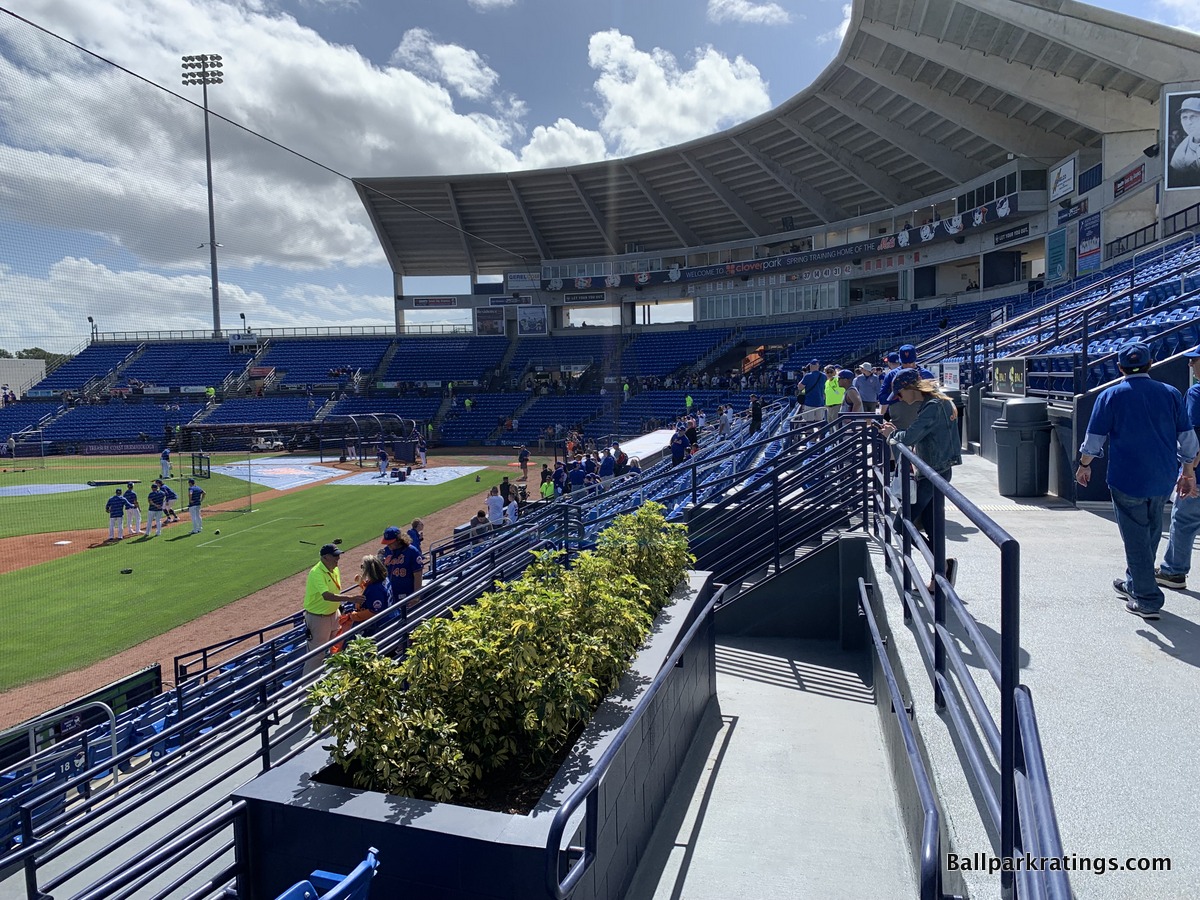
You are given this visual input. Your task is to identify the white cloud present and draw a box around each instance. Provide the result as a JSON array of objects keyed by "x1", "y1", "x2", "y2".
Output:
[
  {"x1": 707, "y1": 0, "x2": 792, "y2": 26},
  {"x1": 1154, "y1": 0, "x2": 1200, "y2": 32},
  {"x1": 392, "y1": 28, "x2": 500, "y2": 101},
  {"x1": 467, "y1": 0, "x2": 516, "y2": 9},
  {"x1": 518, "y1": 119, "x2": 608, "y2": 169},
  {"x1": 587, "y1": 30, "x2": 772, "y2": 156},
  {"x1": 817, "y1": 4, "x2": 852, "y2": 45}
]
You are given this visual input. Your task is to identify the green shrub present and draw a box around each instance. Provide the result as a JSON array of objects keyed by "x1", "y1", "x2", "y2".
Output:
[{"x1": 309, "y1": 501, "x2": 692, "y2": 803}]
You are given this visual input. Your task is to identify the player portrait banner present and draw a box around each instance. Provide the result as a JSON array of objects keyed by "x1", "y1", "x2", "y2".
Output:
[
  {"x1": 1076, "y1": 213, "x2": 1102, "y2": 274},
  {"x1": 1046, "y1": 228, "x2": 1069, "y2": 283},
  {"x1": 475, "y1": 307, "x2": 505, "y2": 336},
  {"x1": 1165, "y1": 91, "x2": 1200, "y2": 191},
  {"x1": 542, "y1": 194, "x2": 1020, "y2": 291},
  {"x1": 516, "y1": 305, "x2": 548, "y2": 336},
  {"x1": 1049, "y1": 158, "x2": 1076, "y2": 201},
  {"x1": 412, "y1": 297, "x2": 457, "y2": 308}
]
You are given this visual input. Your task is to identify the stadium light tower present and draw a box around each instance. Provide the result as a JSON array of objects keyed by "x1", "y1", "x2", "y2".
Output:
[{"x1": 181, "y1": 53, "x2": 225, "y2": 338}]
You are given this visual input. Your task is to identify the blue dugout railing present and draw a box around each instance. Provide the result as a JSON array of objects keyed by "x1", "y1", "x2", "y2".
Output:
[{"x1": 873, "y1": 437, "x2": 1071, "y2": 900}]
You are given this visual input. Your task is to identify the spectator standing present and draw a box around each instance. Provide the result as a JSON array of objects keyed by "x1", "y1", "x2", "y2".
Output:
[
  {"x1": 1157, "y1": 346, "x2": 1200, "y2": 590},
  {"x1": 853, "y1": 364, "x2": 881, "y2": 414},
  {"x1": 823, "y1": 365, "x2": 844, "y2": 422},
  {"x1": 838, "y1": 371, "x2": 863, "y2": 416},
  {"x1": 407, "y1": 518, "x2": 425, "y2": 553},
  {"x1": 797, "y1": 361, "x2": 826, "y2": 423},
  {"x1": 486, "y1": 485, "x2": 505, "y2": 525},
  {"x1": 880, "y1": 346, "x2": 934, "y2": 417},
  {"x1": 1076, "y1": 343, "x2": 1198, "y2": 619},
  {"x1": 302, "y1": 544, "x2": 343, "y2": 676},
  {"x1": 346, "y1": 555, "x2": 391, "y2": 625},
  {"x1": 105, "y1": 488, "x2": 131, "y2": 542},
  {"x1": 749, "y1": 395, "x2": 763, "y2": 435},
  {"x1": 517, "y1": 445, "x2": 530, "y2": 481},
  {"x1": 599, "y1": 447, "x2": 615, "y2": 483},
  {"x1": 499, "y1": 476, "x2": 513, "y2": 504},
  {"x1": 379, "y1": 526, "x2": 424, "y2": 606},
  {"x1": 669, "y1": 426, "x2": 691, "y2": 464}
]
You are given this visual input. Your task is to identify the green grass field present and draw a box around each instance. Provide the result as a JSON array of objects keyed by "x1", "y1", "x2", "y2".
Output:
[{"x1": 0, "y1": 458, "x2": 511, "y2": 691}]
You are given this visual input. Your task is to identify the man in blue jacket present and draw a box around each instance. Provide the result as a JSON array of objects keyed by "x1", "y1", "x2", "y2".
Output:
[
  {"x1": 1076, "y1": 343, "x2": 1198, "y2": 619},
  {"x1": 796, "y1": 360, "x2": 826, "y2": 424},
  {"x1": 1156, "y1": 345, "x2": 1200, "y2": 590}
]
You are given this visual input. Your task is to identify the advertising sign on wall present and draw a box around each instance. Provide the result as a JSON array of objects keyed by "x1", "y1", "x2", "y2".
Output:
[
  {"x1": 1049, "y1": 158, "x2": 1076, "y2": 201},
  {"x1": 564, "y1": 291, "x2": 607, "y2": 303},
  {"x1": 506, "y1": 272, "x2": 540, "y2": 291},
  {"x1": 412, "y1": 297, "x2": 457, "y2": 308},
  {"x1": 489, "y1": 295, "x2": 533, "y2": 306},
  {"x1": 993, "y1": 223, "x2": 1031, "y2": 246},
  {"x1": 475, "y1": 307, "x2": 506, "y2": 336},
  {"x1": 992, "y1": 358, "x2": 1027, "y2": 397},
  {"x1": 940, "y1": 361, "x2": 960, "y2": 391},
  {"x1": 1076, "y1": 213, "x2": 1102, "y2": 274},
  {"x1": 1113, "y1": 163, "x2": 1145, "y2": 199},
  {"x1": 516, "y1": 305, "x2": 548, "y2": 336},
  {"x1": 1056, "y1": 197, "x2": 1088, "y2": 225},
  {"x1": 1046, "y1": 228, "x2": 1068, "y2": 282}
]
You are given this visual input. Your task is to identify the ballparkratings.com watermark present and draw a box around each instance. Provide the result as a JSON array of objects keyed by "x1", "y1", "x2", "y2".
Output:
[{"x1": 948, "y1": 853, "x2": 1171, "y2": 875}]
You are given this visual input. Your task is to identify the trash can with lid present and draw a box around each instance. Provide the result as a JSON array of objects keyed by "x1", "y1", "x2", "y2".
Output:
[{"x1": 991, "y1": 398, "x2": 1052, "y2": 497}]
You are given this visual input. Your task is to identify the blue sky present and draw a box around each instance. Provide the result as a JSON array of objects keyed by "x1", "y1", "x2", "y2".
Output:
[{"x1": 0, "y1": 0, "x2": 1193, "y2": 350}]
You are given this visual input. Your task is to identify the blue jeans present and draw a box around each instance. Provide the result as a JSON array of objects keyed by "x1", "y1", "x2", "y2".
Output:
[
  {"x1": 1110, "y1": 487, "x2": 1166, "y2": 609},
  {"x1": 1161, "y1": 494, "x2": 1200, "y2": 576}
]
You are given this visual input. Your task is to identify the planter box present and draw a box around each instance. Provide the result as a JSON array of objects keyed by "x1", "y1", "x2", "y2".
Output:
[{"x1": 234, "y1": 571, "x2": 716, "y2": 900}]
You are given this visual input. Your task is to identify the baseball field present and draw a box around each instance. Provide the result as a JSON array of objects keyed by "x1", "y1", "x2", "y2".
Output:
[{"x1": 0, "y1": 452, "x2": 521, "y2": 693}]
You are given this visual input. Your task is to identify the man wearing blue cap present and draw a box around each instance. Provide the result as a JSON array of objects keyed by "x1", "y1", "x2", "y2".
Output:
[
  {"x1": 1076, "y1": 342, "x2": 1198, "y2": 619},
  {"x1": 1156, "y1": 346, "x2": 1200, "y2": 590},
  {"x1": 796, "y1": 360, "x2": 827, "y2": 424},
  {"x1": 881, "y1": 345, "x2": 935, "y2": 428}
]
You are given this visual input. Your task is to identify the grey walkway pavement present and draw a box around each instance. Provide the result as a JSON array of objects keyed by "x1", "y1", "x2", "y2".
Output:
[
  {"x1": 626, "y1": 637, "x2": 914, "y2": 900},
  {"x1": 880, "y1": 454, "x2": 1198, "y2": 900}
]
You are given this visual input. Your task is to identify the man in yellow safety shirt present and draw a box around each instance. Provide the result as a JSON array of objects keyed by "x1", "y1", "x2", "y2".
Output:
[{"x1": 303, "y1": 543, "x2": 343, "y2": 675}]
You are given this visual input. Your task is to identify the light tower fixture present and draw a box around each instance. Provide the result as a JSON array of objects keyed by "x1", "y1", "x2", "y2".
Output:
[{"x1": 181, "y1": 53, "x2": 225, "y2": 338}]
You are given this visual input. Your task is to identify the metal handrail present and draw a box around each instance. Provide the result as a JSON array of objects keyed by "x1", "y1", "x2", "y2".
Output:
[
  {"x1": 0, "y1": 701, "x2": 119, "y2": 786},
  {"x1": 544, "y1": 584, "x2": 727, "y2": 900},
  {"x1": 173, "y1": 612, "x2": 304, "y2": 684},
  {"x1": 858, "y1": 577, "x2": 942, "y2": 900}
]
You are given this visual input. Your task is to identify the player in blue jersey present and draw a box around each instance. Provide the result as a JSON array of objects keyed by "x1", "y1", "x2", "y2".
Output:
[
  {"x1": 160, "y1": 480, "x2": 179, "y2": 523},
  {"x1": 146, "y1": 481, "x2": 166, "y2": 536},
  {"x1": 187, "y1": 478, "x2": 205, "y2": 534},
  {"x1": 123, "y1": 482, "x2": 142, "y2": 536},
  {"x1": 376, "y1": 446, "x2": 389, "y2": 478},
  {"x1": 517, "y1": 445, "x2": 530, "y2": 481},
  {"x1": 160, "y1": 447, "x2": 172, "y2": 479},
  {"x1": 105, "y1": 489, "x2": 131, "y2": 541}
]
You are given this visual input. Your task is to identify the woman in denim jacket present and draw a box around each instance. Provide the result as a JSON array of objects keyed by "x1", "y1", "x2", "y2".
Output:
[{"x1": 879, "y1": 369, "x2": 961, "y2": 538}]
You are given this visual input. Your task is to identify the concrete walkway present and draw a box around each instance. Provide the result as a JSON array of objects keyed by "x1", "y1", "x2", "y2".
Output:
[
  {"x1": 878, "y1": 454, "x2": 1199, "y2": 900},
  {"x1": 625, "y1": 638, "x2": 914, "y2": 900}
]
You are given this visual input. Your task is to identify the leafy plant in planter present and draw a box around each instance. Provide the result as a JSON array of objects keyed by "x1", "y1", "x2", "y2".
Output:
[{"x1": 310, "y1": 501, "x2": 692, "y2": 804}]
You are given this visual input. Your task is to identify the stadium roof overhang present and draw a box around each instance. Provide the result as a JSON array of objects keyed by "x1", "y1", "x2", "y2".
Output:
[{"x1": 356, "y1": 0, "x2": 1200, "y2": 277}]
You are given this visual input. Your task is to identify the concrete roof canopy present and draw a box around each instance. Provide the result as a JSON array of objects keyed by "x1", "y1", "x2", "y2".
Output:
[{"x1": 355, "y1": 0, "x2": 1200, "y2": 277}]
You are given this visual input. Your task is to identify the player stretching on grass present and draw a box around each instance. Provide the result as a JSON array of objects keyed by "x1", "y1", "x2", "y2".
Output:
[
  {"x1": 105, "y1": 488, "x2": 131, "y2": 541},
  {"x1": 161, "y1": 480, "x2": 179, "y2": 524}
]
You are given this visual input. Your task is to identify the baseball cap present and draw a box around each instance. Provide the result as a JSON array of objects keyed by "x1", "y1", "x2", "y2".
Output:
[
  {"x1": 1117, "y1": 342, "x2": 1152, "y2": 368},
  {"x1": 1184, "y1": 345, "x2": 1200, "y2": 359},
  {"x1": 126, "y1": 482, "x2": 134, "y2": 488},
  {"x1": 885, "y1": 352, "x2": 900, "y2": 364},
  {"x1": 320, "y1": 543, "x2": 342, "y2": 557},
  {"x1": 893, "y1": 369, "x2": 923, "y2": 391},
  {"x1": 1183, "y1": 98, "x2": 1200, "y2": 115},
  {"x1": 837, "y1": 369, "x2": 854, "y2": 380},
  {"x1": 381, "y1": 526, "x2": 401, "y2": 542},
  {"x1": 809, "y1": 359, "x2": 820, "y2": 367},
  {"x1": 898, "y1": 344, "x2": 918, "y2": 364}
]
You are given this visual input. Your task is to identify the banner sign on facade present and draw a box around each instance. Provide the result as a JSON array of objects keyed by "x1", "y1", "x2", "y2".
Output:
[
  {"x1": 84, "y1": 442, "x2": 158, "y2": 455},
  {"x1": 516, "y1": 305, "x2": 548, "y2": 336},
  {"x1": 1056, "y1": 197, "x2": 1088, "y2": 225},
  {"x1": 1113, "y1": 164, "x2": 1145, "y2": 200},
  {"x1": 993, "y1": 223, "x2": 1031, "y2": 246},
  {"x1": 1049, "y1": 159, "x2": 1076, "y2": 201},
  {"x1": 505, "y1": 272, "x2": 540, "y2": 291},
  {"x1": 1076, "y1": 212, "x2": 1102, "y2": 274},
  {"x1": 475, "y1": 307, "x2": 505, "y2": 336},
  {"x1": 542, "y1": 194, "x2": 1020, "y2": 291},
  {"x1": 564, "y1": 291, "x2": 607, "y2": 303},
  {"x1": 412, "y1": 297, "x2": 458, "y2": 308},
  {"x1": 489, "y1": 295, "x2": 533, "y2": 306},
  {"x1": 1046, "y1": 228, "x2": 1068, "y2": 283}
]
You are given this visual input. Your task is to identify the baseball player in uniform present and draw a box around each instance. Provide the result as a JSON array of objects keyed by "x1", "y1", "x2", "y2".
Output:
[
  {"x1": 123, "y1": 483, "x2": 142, "y2": 536},
  {"x1": 146, "y1": 481, "x2": 166, "y2": 536},
  {"x1": 161, "y1": 480, "x2": 179, "y2": 523},
  {"x1": 187, "y1": 478, "x2": 205, "y2": 533},
  {"x1": 417, "y1": 437, "x2": 427, "y2": 468},
  {"x1": 160, "y1": 447, "x2": 172, "y2": 479},
  {"x1": 105, "y1": 488, "x2": 131, "y2": 541},
  {"x1": 376, "y1": 446, "x2": 389, "y2": 478}
]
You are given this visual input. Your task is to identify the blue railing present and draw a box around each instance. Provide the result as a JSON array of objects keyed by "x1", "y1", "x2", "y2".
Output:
[
  {"x1": 872, "y1": 438, "x2": 1071, "y2": 899},
  {"x1": 858, "y1": 576, "x2": 941, "y2": 900}
]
